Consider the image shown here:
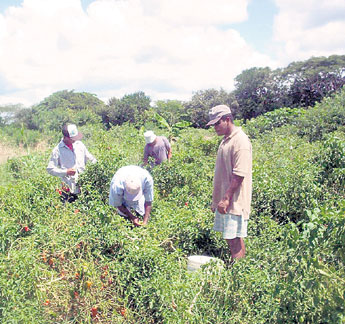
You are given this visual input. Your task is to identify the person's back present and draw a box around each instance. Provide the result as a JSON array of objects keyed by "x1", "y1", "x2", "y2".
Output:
[{"x1": 109, "y1": 165, "x2": 154, "y2": 226}]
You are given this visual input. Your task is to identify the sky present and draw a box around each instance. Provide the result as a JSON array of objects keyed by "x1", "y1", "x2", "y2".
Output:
[{"x1": 0, "y1": 0, "x2": 344, "y2": 107}]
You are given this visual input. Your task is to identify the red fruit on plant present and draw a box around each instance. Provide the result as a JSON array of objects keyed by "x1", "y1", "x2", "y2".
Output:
[
  {"x1": 120, "y1": 308, "x2": 127, "y2": 317},
  {"x1": 24, "y1": 226, "x2": 30, "y2": 232},
  {"x1": 185, "y1": 202, "x2": 188, "y2": 206},
  {"x1": 42, "y1": 253, "x2": 47, "y2": 263},
  {"x1": 91, "y1": 307, "x2": 98, "y2": 318}
]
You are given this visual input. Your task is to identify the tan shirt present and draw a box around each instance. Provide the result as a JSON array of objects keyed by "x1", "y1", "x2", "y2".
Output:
[{"x1": 212, "y1": 127, "x2": 252, "y2": 220}]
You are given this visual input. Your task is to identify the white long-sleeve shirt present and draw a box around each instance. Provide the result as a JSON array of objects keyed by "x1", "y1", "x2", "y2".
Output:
[{"x1": 47, "y1": 139, "x2": 96, "y2": 193}]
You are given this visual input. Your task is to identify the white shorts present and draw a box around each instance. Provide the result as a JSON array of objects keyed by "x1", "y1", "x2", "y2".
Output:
[{"x1": 213, "y1": 210, "x2": 248, "y2": 240}]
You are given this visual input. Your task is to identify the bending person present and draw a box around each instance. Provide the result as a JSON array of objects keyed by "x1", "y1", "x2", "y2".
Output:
[{"x1": 109, "y1": 165, "x2": 154, "y2": 226}]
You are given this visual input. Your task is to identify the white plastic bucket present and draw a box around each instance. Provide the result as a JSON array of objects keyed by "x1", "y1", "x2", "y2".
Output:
[{"x1": 187, "y1": 255, "x2": 224, "y2": 272}]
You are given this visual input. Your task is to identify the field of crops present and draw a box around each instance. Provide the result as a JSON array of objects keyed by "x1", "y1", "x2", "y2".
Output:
[{"x1": 0, "y1": 90, "x2": 344, "y2": 323}]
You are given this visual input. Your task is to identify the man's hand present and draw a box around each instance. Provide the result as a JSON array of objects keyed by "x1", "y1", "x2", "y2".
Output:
[
  {"x1": 132, "y1": 217, "x2": 142, "y2": 227},
  {"x1": 141, "y1": 219, "x2": 148, "y2": 226},
  {"x1": 217, "y1": 198, "x2": 230, "y2": 214},
  {"x1": 67, "y1": 168, "x2": 76, "y2": 176}
]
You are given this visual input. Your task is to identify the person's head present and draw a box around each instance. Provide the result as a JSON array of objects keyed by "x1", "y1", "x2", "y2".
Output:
[
  {"x1": 124, "y1": 175, "x2": 143, "y2": 201},
  {"x1": 144, "y1": 130, "x2": 157, "y2": 146},
  {"x1": 206, "y1": 105, "x2": 234, "y2": 136},
  {"x1": 62, "y1": 124, "x2": 83, "y2": 144}
]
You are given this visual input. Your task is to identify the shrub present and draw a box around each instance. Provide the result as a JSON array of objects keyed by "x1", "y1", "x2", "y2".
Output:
[{"x1": 314, "y1": 132, "x2": 345, "y2": 194}]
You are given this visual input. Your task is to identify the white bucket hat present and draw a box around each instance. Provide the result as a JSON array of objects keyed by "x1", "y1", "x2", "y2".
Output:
[{"x1": 144, "y1": 130, "x2": 157, "y2": 144}]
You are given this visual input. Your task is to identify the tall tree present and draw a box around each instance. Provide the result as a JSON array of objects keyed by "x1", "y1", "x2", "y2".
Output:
[
  {"x1": 281, "y1": 55, "x2": 345, "y2": 108},
  {"x1": 105, "y1": 91, "x2": 151, "y2": 127},
  {"x1": 184, "y1": 88, "x2": 235, "y2": 128},
  {"x1": 153, "y1": 100, "x2": 187, "y2": 126},
  {"x1": 233, "y1": 55, "x2": 345, "y2": 121},
  {"x1": 233, "y1": 67, "x2": 282, "y2": 121},
  {"x1": 16, "y1": 90, "x2": 105, "y2": 131}
]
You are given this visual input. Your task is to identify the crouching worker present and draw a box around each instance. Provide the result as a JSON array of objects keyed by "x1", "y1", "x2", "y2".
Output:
[
  {"x1": 47, "y1": 124, "x2": 97, "y2": 203},
  {"x1": 109, "y1": 165, "x2": 154, "y2": 226}
]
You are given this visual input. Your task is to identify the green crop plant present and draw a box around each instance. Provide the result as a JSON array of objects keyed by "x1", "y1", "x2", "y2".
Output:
[{"x1": 0, "y1": 90, "x2": 344, "y2": 323}]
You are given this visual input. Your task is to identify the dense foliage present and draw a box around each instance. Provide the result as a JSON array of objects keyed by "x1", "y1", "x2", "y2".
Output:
[
  {"x1": 244, "y1": 87, "x2": 345, "y2": 141},
  {"x1": 183, "y1": 88, "x2": 236, "y2": 128},
  {"x1": 234, "y1": 55, "x2": 345, "y2": 121},
  {"x1": 101, "y1": 92, "x2": 152, "y2": 128},
  {"x1": 10, "y1": 55, "x2": 344, "y2": 131},
  {"x1": 0, "y1": 89, "x2": 344, "y2": 323},
  {"x1": 16, "y1": 90, "x2": 105, "y2": 132}
]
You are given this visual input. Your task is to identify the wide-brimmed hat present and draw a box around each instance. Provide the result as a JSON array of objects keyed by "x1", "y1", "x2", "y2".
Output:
[
  {"x1": 206, "y1": 105, "x2": 231, "y2": 126},
  {"x1": 144, "y1": 130, "x2": 157, "y2": 144},
  {"x1": 124, "y1": 175, "x2": 143, "y2": 201},
  {"x1": 62, "y1": 124, "x2": 83, "y2": 141}
]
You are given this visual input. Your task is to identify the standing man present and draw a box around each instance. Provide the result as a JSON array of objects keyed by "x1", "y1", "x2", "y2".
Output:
[
  {"x1": 109, "y1": 165, "x2": 154, "y2": 226},
  {"x1": 47, "y1": 124, "x2": 97, "y2": 202},
  {"x1": 143, "y1": 130, "x2": 172, "y2": 166},
  {"x1": 206, "y1": 105, "x2": 252, "y2": 260}
]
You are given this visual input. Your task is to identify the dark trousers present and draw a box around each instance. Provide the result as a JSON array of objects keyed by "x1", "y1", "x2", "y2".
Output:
[{"x1": 61, "y1": 191, "x2": 78, "y2": 203}]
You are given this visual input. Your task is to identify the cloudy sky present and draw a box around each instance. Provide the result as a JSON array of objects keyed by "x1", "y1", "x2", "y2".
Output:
[{"x1": 0, "y1": 0, "x2": 344, "y2": 106}]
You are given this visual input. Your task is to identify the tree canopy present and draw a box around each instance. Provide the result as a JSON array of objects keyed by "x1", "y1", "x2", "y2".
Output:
[
  {"x1": 11, "y1": 55, "x2": 345, "y2": 130},
  {"x1": 102, "y1": 91, "x2": 151, "y2": 128},
  {"x1": 233, "y1": 55, "x2": 345, "y2": 121},
  {"x1": 183, "y1": 88, "x2": 235, "y2": 128},
  {"x1": 16, "y1": 90, "x2": 105, "y2": 132}
]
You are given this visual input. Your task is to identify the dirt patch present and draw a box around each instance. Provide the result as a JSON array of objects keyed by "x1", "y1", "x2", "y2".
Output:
[{"x1": 0, "y1": 142, "x2": 48, "y2": 164}]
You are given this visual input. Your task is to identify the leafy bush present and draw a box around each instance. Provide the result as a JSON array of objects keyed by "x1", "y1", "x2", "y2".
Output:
[
  {"x1": 243, "y1": 87, "x2": 345, "y2": 142},
  {"x1": 314, "y1": 132, "x2": 345, "y2": 193},
  {"x1": 0, "y1": 124, "x2": 46, "y2": 148},
  {"x1": 251, "y1": 128, "x2": 325, "y2": 223},
  {"x1": 244, "y1": 106, "x2": 305, "y2": 139},
  {"x1": 295, "y1": 87, "x2": 345, "y2": 141}
]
